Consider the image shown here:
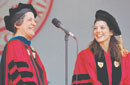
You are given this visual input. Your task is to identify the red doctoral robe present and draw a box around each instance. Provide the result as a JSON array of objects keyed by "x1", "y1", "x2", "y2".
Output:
[
  {"x1": 0, "y1": 36, "x2": 48, "y2": 85},
  {"x1": 72, "y1": 48, "x2": 130, "y2": 85}
]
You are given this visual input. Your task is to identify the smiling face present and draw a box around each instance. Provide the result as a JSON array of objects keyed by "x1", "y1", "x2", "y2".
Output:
[
  {"x1": 14, "y1": 12, "x2": 36, "y2": 40},
  {"x1": 93, "y1": 20, "x2": 113, "y2": 45}
]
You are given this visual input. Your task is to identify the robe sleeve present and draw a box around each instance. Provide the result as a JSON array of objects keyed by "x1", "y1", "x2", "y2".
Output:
[
  {"x1": 123, "y1": 52, "x2": 130, "y2": 84},
  {"x1": 72, "y1": 49, "x2": 101, "y2": 85},
  {"x1": 6, "y1": 40, "x2": 34, "y2": 85}
]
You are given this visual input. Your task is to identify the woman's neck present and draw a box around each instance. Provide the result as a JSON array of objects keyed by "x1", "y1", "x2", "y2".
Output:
[
  {"x1": 99, "y1": 39, "x2": 110, "y2": 53},
  {"x1": 14, "y1": 31, "x2": 30, "y2": 40}
]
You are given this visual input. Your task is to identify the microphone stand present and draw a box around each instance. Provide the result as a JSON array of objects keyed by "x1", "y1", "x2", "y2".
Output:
[{"x1": 65, "y1": 34, "x2": 69, "y2": 85}]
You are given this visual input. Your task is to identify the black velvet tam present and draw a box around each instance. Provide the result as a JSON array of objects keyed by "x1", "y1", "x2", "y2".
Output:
[{"x1": 95, "y1": 10, "x2": 121, "y2": 36}]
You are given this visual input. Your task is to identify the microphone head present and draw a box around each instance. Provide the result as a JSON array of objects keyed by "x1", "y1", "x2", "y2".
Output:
[{"x1": 52, "y1": 18, "x2": 61, "y2": 28}]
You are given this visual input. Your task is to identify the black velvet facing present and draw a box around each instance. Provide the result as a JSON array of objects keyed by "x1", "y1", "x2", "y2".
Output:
[
  {"x1": 111, "y1": 57, "x2": 121, "y2": 85},
  {"x1": 72, "y1": 74, "x2": 90, "y2": 82}
]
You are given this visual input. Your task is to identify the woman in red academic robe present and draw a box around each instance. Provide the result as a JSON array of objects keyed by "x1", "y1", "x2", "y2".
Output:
[
  {"x1": 0, "y1": 3, "x2": 48, "y2": 85},
  {"x1": 72, "y1": 10, "x2": 130, "y2": 85}
]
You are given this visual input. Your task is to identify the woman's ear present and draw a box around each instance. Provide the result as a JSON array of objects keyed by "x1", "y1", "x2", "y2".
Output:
[
  {"x1": 110, "y1": 30, "x2": 114, "y2": 36},
  {"x1": 14, "y1": 23, "x2": 20, "y2": 29}
]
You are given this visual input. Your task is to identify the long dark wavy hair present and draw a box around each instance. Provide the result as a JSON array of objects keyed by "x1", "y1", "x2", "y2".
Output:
[{"x1": 89, "y1": 20, "x2": 122, "y2": 63}]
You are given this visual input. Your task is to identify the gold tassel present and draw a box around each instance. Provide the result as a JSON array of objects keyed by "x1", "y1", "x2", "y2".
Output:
[
  {"x1": 119, "y1": 35, "x2": 129, "y2": 56},
  {"x1": 119, "y1": 35, "x2": 124, "y2": 49}
]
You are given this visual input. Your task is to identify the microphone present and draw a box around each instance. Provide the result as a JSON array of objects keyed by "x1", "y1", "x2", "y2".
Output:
[{"x1": 52, "y1": 18, "x2": 77, "y2": 41}]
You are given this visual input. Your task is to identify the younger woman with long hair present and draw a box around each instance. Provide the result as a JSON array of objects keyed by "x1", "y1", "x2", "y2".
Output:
[{"x1": 72, "y1": 10, "x2": 130, "y2": 85}]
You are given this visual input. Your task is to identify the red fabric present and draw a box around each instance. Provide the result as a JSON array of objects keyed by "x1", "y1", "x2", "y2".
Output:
[
  {"x1": 104, "y1": 52, "x2": 112, "y2": 85},
  {"x1": 120, "y1": 52, "x2": 130, "y2": 85},
  {"x1": 72, "y1": 48, "x2": 130, "y2": 85},
  {"x1": 5, "y1": 40, "x2": 48, "y2": 85},
  {"x1": 35, "y1": 50, "x2": 48, "y2": 84}
]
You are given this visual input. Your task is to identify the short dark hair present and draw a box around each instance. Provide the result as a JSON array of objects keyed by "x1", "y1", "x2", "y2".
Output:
[{"x1": 14, "y1": 15, "x2": 25, "y2": 33}]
